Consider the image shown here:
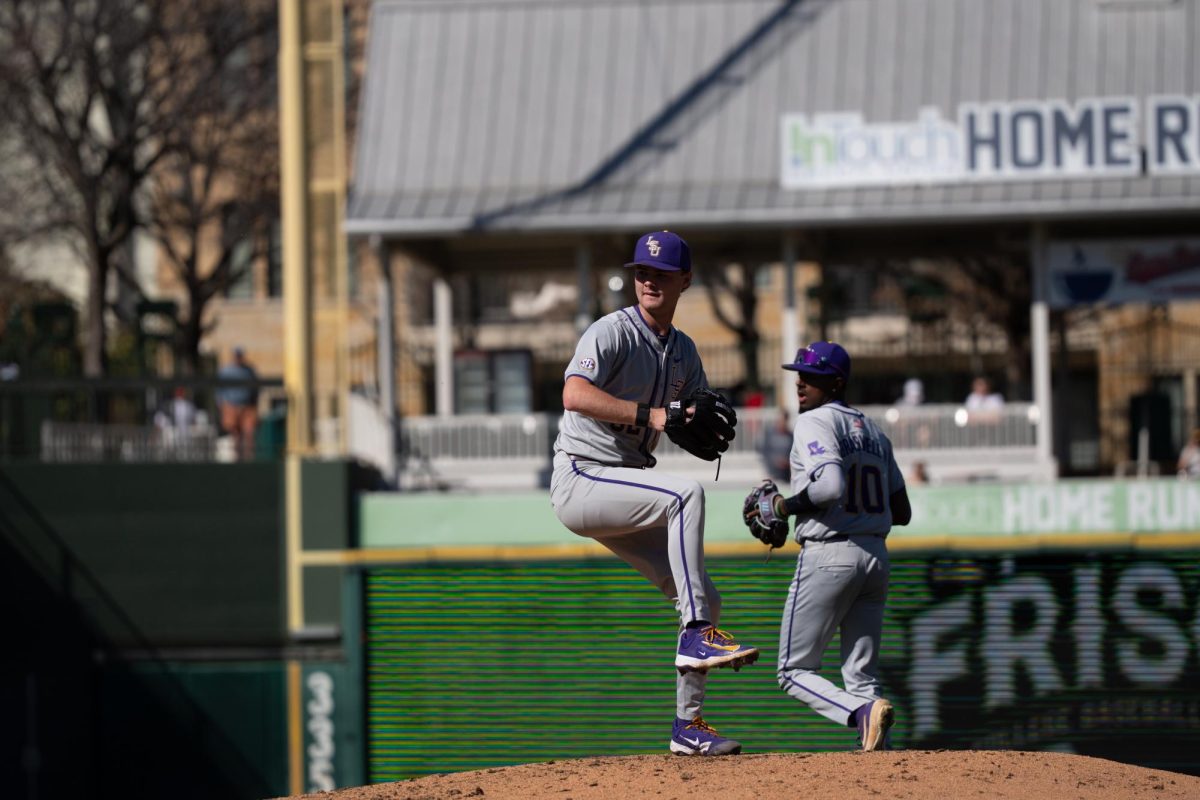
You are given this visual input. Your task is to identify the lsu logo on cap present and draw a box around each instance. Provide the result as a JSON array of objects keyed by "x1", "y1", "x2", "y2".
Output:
[
  {"x1": 647, "y1": 236, "x2": 661, "y2": 257},
  {"x1": 578, "y1": 357, "x2": 596, "y2": 371}
]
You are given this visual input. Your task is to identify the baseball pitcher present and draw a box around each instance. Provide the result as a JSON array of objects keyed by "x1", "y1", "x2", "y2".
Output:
[
  {"x1": 550, "y1": 231, "x2": 758, "y2": 757},
  {"x1": 742, "y1": 341, "x2": 912, "y2": 751}
]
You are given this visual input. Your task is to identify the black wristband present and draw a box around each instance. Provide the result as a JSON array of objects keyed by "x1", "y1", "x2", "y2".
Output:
[
  {"x1": 635, "y1": 403, "x2": 651, "y2": 429},
  {"x1": 783, "y1": 488, "x2": 819, "y2": 517}
]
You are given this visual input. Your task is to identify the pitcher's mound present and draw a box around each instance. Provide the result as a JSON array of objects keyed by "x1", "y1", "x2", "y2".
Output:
[{"x1": 281, "y1": 750, "x2": 1199, "y2": 800}]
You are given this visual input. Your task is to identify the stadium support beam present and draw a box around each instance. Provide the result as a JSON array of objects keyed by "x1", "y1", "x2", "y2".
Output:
[
  {"x1": 434, "y1": 277, "x2": 454, "y2": 416},
  {"x1": 781, "y1": 232, "x2": 801, "y2": 416},
  {"x1": 280, "y1": 0, "x2": 312, "y2": 454},
  {"x1": 279, "y1": 2, "x2": 308, "y2": 793},
  {"x1": 575, "y1": 242, "x2": 593, "y2": 335},
  {"x1": 374, "y1": 235, "x2": 396, "y2": 435},
  {"x1": 1030, "y1": 223, "x2": 1056, "y2": 475}
]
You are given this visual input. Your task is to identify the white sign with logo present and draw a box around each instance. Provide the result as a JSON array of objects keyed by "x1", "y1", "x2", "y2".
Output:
[
  {"x1": 306, "y1": 670, "x2": 336, "y2": 792},
  {"x1": 781, "y1": 96, "x2": 1200, "y2": 188},
  {"x1": 1047, "y1": 238, "x2": 1200, "y2": 308}
]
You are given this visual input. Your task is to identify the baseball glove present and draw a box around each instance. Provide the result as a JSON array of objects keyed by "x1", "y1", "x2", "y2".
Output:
[
  {"x1": 743, "y1": 479, "x2": 789, "y2": 549},
  {"x1": 665, "y1": 388, "x2": 737, "y2": 461}
]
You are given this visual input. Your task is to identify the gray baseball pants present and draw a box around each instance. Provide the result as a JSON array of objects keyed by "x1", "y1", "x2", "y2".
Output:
[
  {"x1": 550, "y1": 451, "x2": 718, "y2": 720},
  {"x1": 777, "y1": 535, "x2": 889, "y2": 726}
]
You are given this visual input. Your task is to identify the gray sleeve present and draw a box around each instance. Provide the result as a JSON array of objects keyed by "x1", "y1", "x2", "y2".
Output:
[
  {"x1": 806, "y1": 462, "x2": 844, "y2": 506},
  {"x1": 564, "y1": 318, "x2": 618, "y2": 386},
  {"x1": 807, "y1": 462, "x2": 845, "y2": 507},
  {"x1": 790, "y1": 412, "x2": 842, "y2": 481}
]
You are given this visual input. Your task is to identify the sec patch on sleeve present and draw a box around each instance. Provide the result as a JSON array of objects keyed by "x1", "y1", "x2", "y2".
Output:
[{"x1": 578, "y1": 357, "x2": 596, "y2": 371}]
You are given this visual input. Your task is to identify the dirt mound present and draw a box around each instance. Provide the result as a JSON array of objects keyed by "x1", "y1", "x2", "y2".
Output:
[{"x1": 280, "y1": 750, "x2": 1200, "y2": 800}]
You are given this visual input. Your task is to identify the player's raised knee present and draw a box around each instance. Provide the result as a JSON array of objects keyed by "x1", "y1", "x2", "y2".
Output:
[{"x1": 679, "y1": 479, "x2": 704, "y2": 504}]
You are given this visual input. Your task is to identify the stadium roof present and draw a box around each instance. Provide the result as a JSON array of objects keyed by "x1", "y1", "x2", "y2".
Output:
[{"x1": 346, "y1": 0, "x2": 1200, "y2": 237}]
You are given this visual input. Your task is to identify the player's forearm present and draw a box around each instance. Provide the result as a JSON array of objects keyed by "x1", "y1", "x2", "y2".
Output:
[
  {"x1": 774, "y1": 467, "x2": 844, "y2": 517},
  {"x1": 563, "y1": 378, "x2": 666, "y2": 430}
]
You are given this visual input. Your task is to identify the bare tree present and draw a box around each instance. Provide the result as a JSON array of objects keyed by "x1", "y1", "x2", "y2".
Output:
[
  {"x1": 142, "y1": 3, "x2": 278, "y2": 374},
  {"x1": 702, "y1": 261, "x2": 763, "y2": 397},
  {"x1": 890, "y1": 255, "x2": 1032, "y2": 396},
  {"x1": 0, "y1": 0, "x2": 276, "y2": 376}
]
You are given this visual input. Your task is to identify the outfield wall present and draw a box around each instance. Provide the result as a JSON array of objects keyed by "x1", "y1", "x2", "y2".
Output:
[
  {"x1": 359, "y1": 479, "x2": 1200, "y2": 554},
  {"x1": 357, "y1": 479, "x2": 1200, "y2": 781},
  {"x1": 0, "y1": 461, "x2": 368, "y2": 799}
]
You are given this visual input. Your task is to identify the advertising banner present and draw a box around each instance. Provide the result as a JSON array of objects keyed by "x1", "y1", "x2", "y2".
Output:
[
  {"x1": 781, "y1": 95, "x2": 1200, "y2": 189},
  {"x1": 1047, "y1": 238, "x2": 1200, "y2": 307},
  {"x1": 902, "y1": 479, "x2": 1200, "y2": 537}
]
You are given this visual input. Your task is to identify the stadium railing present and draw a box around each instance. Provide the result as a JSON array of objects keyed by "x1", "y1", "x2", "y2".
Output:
[{"x1": 393, "y1": 403, "x2": 1049, "y2": 491}]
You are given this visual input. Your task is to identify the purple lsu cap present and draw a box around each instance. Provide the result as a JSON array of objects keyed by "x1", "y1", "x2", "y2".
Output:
[
  {"x1": 624, "y1": 230, "x2": 691, "y2": 272},
  {"x1": 783, "y1": 341, "x2": 851, "y2": 380}
]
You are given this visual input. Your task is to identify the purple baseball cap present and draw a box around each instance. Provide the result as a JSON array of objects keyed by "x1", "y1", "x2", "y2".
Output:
[
  {"x1": 783, "y1": 341, "x2": 851, "y2": 380},
  {"x1": 624, "y1": 230, "x2": 691, "y2": 272}
]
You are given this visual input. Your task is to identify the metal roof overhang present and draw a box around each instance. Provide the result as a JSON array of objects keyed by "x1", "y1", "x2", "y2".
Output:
[
  {"x1": 344, "y1": 189, "x2": 1200, "y2": 238},
  {"x1": 346, "y1": 0, "x2": 1200, "y2": 240}
]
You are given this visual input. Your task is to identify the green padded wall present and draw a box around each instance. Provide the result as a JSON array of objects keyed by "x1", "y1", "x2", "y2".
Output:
[
  {"x1": 366, "y1": 553, "x2": 1200, "y2": 782},
  {"x1": 366, "y1": 557, "x2": 914, "y2": 780}
]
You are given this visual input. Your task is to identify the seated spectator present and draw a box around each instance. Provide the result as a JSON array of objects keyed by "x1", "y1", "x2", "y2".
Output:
[
  {"x1": 965, "y1": 376, "x2": 1004, "y2": 412},
  {"x1": 1178, "y1": 429, "x2": 1200, "y2": 478},
  {"x1": 896, "y1": 378, "x2": 924, "y2": 407}
]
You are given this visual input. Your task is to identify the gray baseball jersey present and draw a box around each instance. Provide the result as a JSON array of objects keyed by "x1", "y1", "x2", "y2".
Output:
[
  {"x1": 550, "y1": 305, "x2": 718, "y2": 721},
  {"x1": 555, "y1": 306, "x2": 707, "y2": 467},
  {"x1": 777, "y1": 401, "x2": 904, "y2": 730},
  {"x1": 788, "y1": 402, "x2": 905, "y2": 541}
]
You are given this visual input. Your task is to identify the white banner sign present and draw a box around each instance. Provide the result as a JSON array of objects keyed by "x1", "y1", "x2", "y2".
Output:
[
  {"x1": 782, "y1": 96, "x2": 1200, "y2": 188},
  {"x1": 1048, "y1": 238, "x2": 1200, "y2": 308}
]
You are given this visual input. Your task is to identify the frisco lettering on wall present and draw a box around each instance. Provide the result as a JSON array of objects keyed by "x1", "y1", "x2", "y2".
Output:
[
  {"x1": 781, "y1": 96, "x2": 1200, "y2": 188},
  {"x1": 904, "y1": 555, "x2": 1200, "y2": 758},
  {"x1": 306, "y1": 671, "x2": 336, "y2": 793}
]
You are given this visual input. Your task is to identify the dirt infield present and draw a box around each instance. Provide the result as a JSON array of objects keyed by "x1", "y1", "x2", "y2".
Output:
[{"x1": 281, "y1": 750, "x2": 1200, "y2": 800}]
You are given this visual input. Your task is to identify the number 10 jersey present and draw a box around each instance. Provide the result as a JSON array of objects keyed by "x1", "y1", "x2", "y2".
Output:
[{"x1": 788, "y1": 401, "x2": 905, "y2": 541}]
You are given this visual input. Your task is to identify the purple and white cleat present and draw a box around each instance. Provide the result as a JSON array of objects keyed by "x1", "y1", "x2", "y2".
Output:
[
  {"x1": 669, "y1": 716, "x2": 742, "y2": 756},
  {"x1": 675, "y1": 625, "x2": 760, "y2": 674},
  {"x1": 855, "y1": 698, "x2": 895, "y2": 751}
]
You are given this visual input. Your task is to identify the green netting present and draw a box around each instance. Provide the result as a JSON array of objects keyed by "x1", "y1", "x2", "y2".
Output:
[
  {"x1": 366, "y1": 557, "x2": 920, "y2": 780},
  {"x1": 366, "y1": 553, "x2": 1200, "y2": 782}
]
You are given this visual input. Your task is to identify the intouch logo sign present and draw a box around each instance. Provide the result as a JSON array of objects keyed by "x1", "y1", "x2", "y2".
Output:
[{"x1": 781, "y1": 95, "x2": 1200, "y2": 188}]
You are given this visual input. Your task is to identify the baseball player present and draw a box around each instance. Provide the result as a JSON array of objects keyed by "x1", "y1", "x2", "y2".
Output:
[
  {"x1": 550, "y1": 230, "x2": 759, "y2": 757},
  {"x1": 742, "y1": 341, "x2": 911, "y2": 751}
]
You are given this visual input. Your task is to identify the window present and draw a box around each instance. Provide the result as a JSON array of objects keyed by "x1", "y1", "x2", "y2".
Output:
[
  {"x1": 453, "y1": 349, "x2": 533, "y2": 414},
  {"x1": 223, "y1": 235, "x2": 256, "y2": 300}
]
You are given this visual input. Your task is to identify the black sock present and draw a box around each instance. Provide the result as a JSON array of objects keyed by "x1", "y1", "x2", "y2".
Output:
[{"x1": 685, "y1": 620, "x2": 711, "y2": 630}]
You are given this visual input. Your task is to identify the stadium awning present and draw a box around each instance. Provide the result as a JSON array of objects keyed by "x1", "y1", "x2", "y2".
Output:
[{"x1": 346, "y1": 0, "x2": 1200, "y2": 237}]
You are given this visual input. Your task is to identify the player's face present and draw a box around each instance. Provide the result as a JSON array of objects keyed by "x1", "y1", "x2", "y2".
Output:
[
  {"x1": 634, "y1": 266, "x2": 690, "y2": 318},
  {"x1": 794, "y1": 371, "x2": 842, "y2": 412}
]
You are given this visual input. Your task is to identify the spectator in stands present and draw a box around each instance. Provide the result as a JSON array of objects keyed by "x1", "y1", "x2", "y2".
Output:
[
  {"x1": 760, "y1": 408, "x2": 793, "y2": 484},
  {"x1": 964, "y1": 376, "x2": 1004, "y2": 412},
  {"x1": 154, "y1": 386, "x2": 197, "y2": 431},
  {"x1": 217, "y1": 347, "x2": 260, "y2": 460},
  {"x1": 896, "y1": 377, "x2": 924, "y2": 407},
  {"x1": 1178, "y1": 428, "x2": 1200, "y2": 478},
  {"x1": 908, "y1": 460, "x2": 930, "y2": 486}
]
